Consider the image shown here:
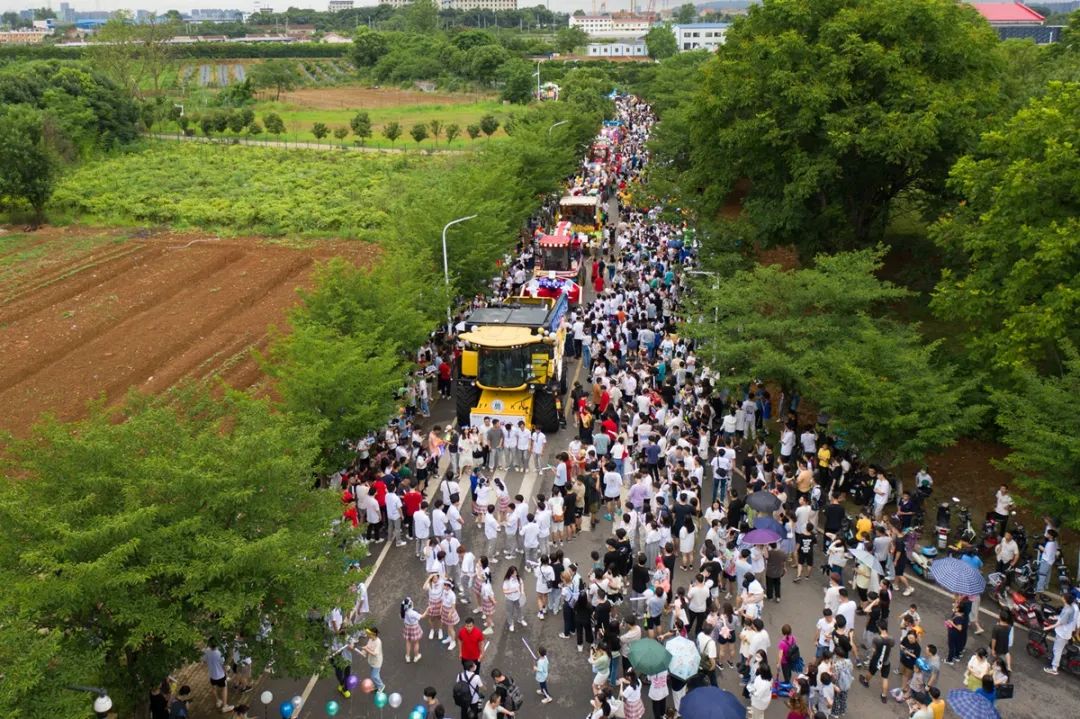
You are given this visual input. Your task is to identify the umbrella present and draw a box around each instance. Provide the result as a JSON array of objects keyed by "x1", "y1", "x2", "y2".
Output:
[
  {"x1": 746, "y1": 491, "x2": 780, "y2": 513},
  {"x1": 930, "y1": 557, "x2": 987, "y2": 596},
  {"x1": 679, "y1": 687, "x2": 746, "y2": 719},
  {"x1": 628, "y1": 638, "x2": 672, "y2": 676},
  {"x1": 665, "y1": 636, "x2": 701, "y2": 680},
  {"x1": 850, "y1": 546, "x2": 884, "y2": 575},
  {"x1": 753, "y1": 516, "x2": 784, "y2": 535},
  {"x1": 742, "y1": 528, "x2": 781, "y2": 545},
  {"x1": 946, "y1": 689, "x2": 1000, "y2": 719}
]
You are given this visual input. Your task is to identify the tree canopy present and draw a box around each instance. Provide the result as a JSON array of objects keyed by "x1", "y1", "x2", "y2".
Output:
[
  {"x1": 682, "y1": 0, "x2": 1003, "y2": 254},
  {"x1": 645, "y1": 24, "x2": 677, "y2": 60},
  {"x1": 931, "y1": 81, "x2": 1080, "y2": 376},
  {"x1": 0, "y1": 390, "x2": 356, "y2": 715}
]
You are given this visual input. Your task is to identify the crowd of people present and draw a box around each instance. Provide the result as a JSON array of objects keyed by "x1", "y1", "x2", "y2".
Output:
[{"x1": 154, "y1": 94, "x2": 1077, "y2": 719}]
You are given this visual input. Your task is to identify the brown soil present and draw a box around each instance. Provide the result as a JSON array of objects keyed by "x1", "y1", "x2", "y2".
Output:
[
  {"x1": 0, "y1": 226, "x2": 377, "y2": 436},
  {"x1": 276, "y1": 86, "x2": 492, "y2": 110}
]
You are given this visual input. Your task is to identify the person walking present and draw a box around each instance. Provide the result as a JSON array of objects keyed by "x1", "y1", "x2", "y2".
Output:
[
  {"x1": 534, "y1": 645, "x2": 553, "y2": 703},
  {"x1": 1044, "y1": 591, "x2": 1078, "y2": 675},
  {"x1": 458, "y1": 616, "x2": 486, "y2": 672},
  {"x1": 359, "y1": 627, "x2": 385, "y2": 693},
  {"x1": 202, "y1": 639, "x2": 233, "y2": 713},
  {"x1": 454, "y1": 660, "x2": 485, "y2": 719},
  {"x1": 502, "y1": 565, "x2": 527, "y2": 632},
  {"x1": 765, "y1": 543, "x2": 786, "y2": 603}
]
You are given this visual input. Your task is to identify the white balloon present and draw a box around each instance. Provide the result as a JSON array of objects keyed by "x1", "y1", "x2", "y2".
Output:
[
  {"x1": 388, "y1": 693, "x2": 403, "y2": 709},
  {"x1": 291, "y1": 695, "x2": 303, "y2": 709},
  {"x1": 260, "y1": 691, "x2": 274, "y2": 705}
]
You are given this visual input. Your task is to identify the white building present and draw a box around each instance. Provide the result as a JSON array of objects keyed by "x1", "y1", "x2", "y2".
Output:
[
  {"x1": 586, "y1": 38, "x2": 648, "y2": 57},
  {"x1": 569, "y1": 14, "x2": 655, "y2": 39},
  {"x1": 388, "y1": 0, "x2": 517, "y2": 8},
  {"x1": 671, "y1": 22, "x2": 729, "y2": 52},
  {"x1": 328, "y1": 0, "x2": 354, "y2": 10}
]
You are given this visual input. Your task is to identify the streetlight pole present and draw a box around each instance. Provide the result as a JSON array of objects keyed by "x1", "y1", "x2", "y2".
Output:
[
  {"x1": 442, "y1": 214, "x2": 478, "y2": 330},
  {"x1": 548, "y1": 120, "x2": 568, "y2": 137},
  {"x1": 64, "y1": 685, "x2": 112, "y2": 718},
  {"x1": 535, "y1": 59, "x2": 542, "y2": 100}
]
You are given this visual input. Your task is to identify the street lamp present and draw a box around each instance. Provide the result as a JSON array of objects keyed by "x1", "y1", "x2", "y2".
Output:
[
  {"x1": 64, "y1": 685, "x2": 112, "y2": 718},
  {"x1": 534, "y1": 59, "x2": 542, "y2": 100},
  {"x1": 548, "y1": 120, "x2": 568, "y2": 137},
  {"x1": 441, "y1": 214, "x2": 478, "y2": 329}
]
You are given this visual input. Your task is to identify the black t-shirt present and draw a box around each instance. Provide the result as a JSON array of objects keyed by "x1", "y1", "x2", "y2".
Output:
[
  {"x1": 991, "y1": 624, "x2": 1012, "y2": 654},
  {"x1": 797, "y1": 534, "x2": 815, "y2": 561},
  {"x1": 824, "y1": 504, "x2": 845, "y2": 532},
  {"x1": 617, "y1": 539, "x2": 634, "y2": 575},
  {"x1": 870, "y1": 635, "x2": 895, "y2": 669},
  {"x1": 632, "y1": 564, "x2": 651, "y2": 593},
  {"x1": 604, "y1": 549, "x2": 622, "y2": 571},
  {"x1": 593, "y1": 601, "x2": 612, "y2": 627},
  {"x1": 150, "y1": 693, "x2": 170, "y2": 719},
  {"x1": 900, "y1": 636, "x2": 921, "y2": 668}
]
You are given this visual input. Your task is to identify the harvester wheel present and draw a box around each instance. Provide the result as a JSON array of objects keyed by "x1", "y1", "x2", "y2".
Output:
[
  {"x1": 455, "y1": 381, "x2": 481, "y2": 428},
  {"x1": 532, "y1": 388, "x2": 560, "y2": 434}
]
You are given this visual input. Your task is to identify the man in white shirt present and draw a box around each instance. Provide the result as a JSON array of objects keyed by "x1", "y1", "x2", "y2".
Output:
[
  {"x1": 603, "y1": 463, "x2": 623, "y2": 520},
  {"x1": 836, "y1": 588, "x2": 857, "y2": 633},
  {"x1": 780, "y1": 427, "x2": 796, "y2": 463},
  {"x1": 412, "y1": 504, "x2": 431, "y2": 558},
  {"x1": 535, "y1": 501, "x2": 553, "y2": 557},
  {"x1": 992, "y1": 485, "x2": 1014, "y2": 533},
  {"x1": 872, "y1": 474, "x2": 892, "y2": 519},
  {"x1": 446, "y1": 501, "x2": 464, "y2": 540},
  {"x1": 441, "y1": 533, "x2": 462, "y2": 589},
  {"x1": 513, "y1": 421, "x2": 531, "y2": 471},
  {"x1": 432, "y1": 503, "x2": 448, "y2": 538},
  {"x1": 529, "y1": 428, "x2": 546, "y2": 471},
  {"x1": 741, "y1": 398, "x2": 758, "y2": 441},
  {"x1": 800, "y1": 428, "x2": 817, "y2": 455},
  {"x1": 1045, "y1": 592, "x2": 1078, "y2": 675},
  {"x1": 1036, "y1": 530, "x2": 1060, "y2": 592},
  {"x1": 385, "y1": 490, "x2": 404, "y2": 547},
  {"x1": 521, "y1": 515, "x2": 541, "y2": 570},
  {"x1": 483, "y1": 510, "x2": 501, "y2": 563}
]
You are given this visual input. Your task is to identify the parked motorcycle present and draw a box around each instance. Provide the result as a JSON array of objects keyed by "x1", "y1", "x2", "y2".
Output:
[
  {"x1": 988, "y1": 571, "x2": 1060, "y2": 629},
  {"x1": 952, "y1": 497, "x2": 977, "y2": 545}
]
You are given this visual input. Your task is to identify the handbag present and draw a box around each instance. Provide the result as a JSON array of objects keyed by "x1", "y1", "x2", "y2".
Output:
[{"x1": 995, "y1": 683, "x2": 1014, "y2": 699}]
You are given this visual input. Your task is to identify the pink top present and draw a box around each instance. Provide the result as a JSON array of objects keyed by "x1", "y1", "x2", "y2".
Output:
[{"x1": 778, "y1": 634, "x2": 798, "y2": 665}]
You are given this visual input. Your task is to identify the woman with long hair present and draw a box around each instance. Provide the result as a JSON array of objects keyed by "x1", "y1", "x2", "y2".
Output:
[
  {"x1": 400, "y1": 596, "x2": 429, "y2": 664},
  {"x1": 423, "y1": 573, "x2": 444, "y2": 641},
  {"x1": 618, "y1": 669, "x2": 645, "y2": 719},
  {"x1": 441, "y1": 578, "x2": 460, "y2": 652},
  {"x1": 502, "y1": 565, "x2": 526, "y2": 632},
  {"x1": 480, "y1": 568, "x2": 497, "y2": 636}
]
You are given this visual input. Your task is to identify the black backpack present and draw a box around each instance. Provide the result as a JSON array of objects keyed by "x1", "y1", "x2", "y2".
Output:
[{"x1": 452, "y1": 674, "x2": 474, "y2": 708}]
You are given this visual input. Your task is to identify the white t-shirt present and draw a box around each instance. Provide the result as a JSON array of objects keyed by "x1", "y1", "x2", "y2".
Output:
[
  {"x1": 203, "y1": 647, "x2": 226, "y2": 681},
  {"x1": 521, "y1": 522, "x2": 540, "y2": 549},
  {"x1": 413, "y1": 511, "x2": 431, "y2": 539},
  {"x1": 603, "y1": 471, "x2": 623, "y2": 498},
  {"x1": 794, "y1": 505, "x2": 813, "y2": 535}
]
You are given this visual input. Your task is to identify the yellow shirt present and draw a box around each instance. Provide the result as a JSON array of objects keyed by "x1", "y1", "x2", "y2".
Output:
[
  {"x1": 931, "y1": 698, "x2": 945, "y2": 719},
  {"x1": 817, "y1": 446, "x2": 831, "y2": 468},
  {"x1": 856, "y1": 517, "x2": 873, "y2": 541}
]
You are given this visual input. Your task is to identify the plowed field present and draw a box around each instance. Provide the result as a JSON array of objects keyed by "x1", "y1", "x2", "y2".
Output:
[{"x1": 0, "y1": 226, "x2": 376, "y2": 435}]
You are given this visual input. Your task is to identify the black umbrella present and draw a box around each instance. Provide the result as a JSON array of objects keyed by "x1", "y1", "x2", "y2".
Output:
[{"x1": 747, "y1": 490, "x2": 781, "y2": 513}]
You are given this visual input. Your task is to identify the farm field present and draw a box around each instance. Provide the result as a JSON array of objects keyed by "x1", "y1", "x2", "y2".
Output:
[
  {"x1": 165, "y1": 85, "x2": 510, "y2": 148},
  {"x1": 0, "y1": 225, "x2": 377, "y2": 436},
  {"x1": 50, "y1": 143, "x2": 439, "y2": 236}
]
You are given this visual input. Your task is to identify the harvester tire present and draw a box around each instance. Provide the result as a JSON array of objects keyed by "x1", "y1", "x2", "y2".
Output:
[
  {"x1": 455, "y1": 381, "x2": 481, "y2": 427},
  {"x1": 532, "y1": 388, "x2": 560, "y2": 434}
]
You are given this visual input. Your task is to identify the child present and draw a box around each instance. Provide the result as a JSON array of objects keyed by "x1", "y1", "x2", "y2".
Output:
[{"x1": 534, "y1": 645, "x2": 553, "y2": 704}]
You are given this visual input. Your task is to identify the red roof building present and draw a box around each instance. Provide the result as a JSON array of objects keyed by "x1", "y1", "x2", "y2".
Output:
[{"x1": 970, "y1": 2, "x2": 1045, "y2": 25}]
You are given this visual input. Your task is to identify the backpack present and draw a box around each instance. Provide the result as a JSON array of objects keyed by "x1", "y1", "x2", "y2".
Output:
[
  {"x1": 503, "y1": 679, "x2": 525, "y2": 711},
  {"x1": 785, "y1": 642, "x2": 804, "y2": 673},
  {"x1": 452, "y1": 674, "x2": 474, "y2": 708},
  {"x1": 835, "y1": 659, "x2": 854, "y2": 692}
]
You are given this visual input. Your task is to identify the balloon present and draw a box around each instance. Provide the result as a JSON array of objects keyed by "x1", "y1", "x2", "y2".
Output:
[
  {"x1": 410, "y1": 712, "x2": 424, "y2": 719},
  {"x1": 280, "y1": 701, "x2": 295, "y2": 719},
  {"x1": 261, "y1": 691, "x2": 274, "y2": 705},
  {"x1": 345, "y1": 674, "x2": 360, "y2": 691},
  {"x1": 388, "y1": 693, "x2": 403, "y2": 709},
  {"x1": 413, "y1": 704, "x2": 428, "y2": 717},
  {"x1": 291, "y1": 696, "x2": 304, "y2": 711},
  {"x1": 326, "y1": 700, "x2": 341, "y2": 717},
  {"x1": 374, "y1": 692, "x2": 388, "y2": 709},
  {"x1": 360, "y1": 678, "x2": 376, "y2": 694}
]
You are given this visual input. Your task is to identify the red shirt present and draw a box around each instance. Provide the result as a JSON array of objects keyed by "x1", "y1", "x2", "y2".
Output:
[
  {"x1": 438, "y1": 361, "x2": 452, "y2": 381},
  {"x1": 343, "y1": 505, "x2": 359, "y2": 528},
  {"x1": 458, "y1": 626, "x2": 484, "y2": 661},
  {"x1": 373, "y1": 479, "x2": 387, "y2": 508},
  {"x1": 601, "y1": 417, "x2": 618, "y2": 440},
  {"x1": 402, "y1": 490, "x2": 422, "y2": 517}
]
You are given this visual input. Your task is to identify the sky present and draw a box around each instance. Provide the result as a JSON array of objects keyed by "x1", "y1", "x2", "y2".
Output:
[{"x1": 0, "y1": 0, "x2": 615, "y2": 15}]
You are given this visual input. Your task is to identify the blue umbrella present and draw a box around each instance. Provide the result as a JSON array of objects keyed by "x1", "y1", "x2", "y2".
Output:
[
  {"x1": 946, "y1": 689, "x2": 1000, "y2": 719},
  {"x1": 930, "y1": 557, "x2": 987, "y2": 596},
  {"x1": 742, "y1": 528, "x2": 782, "y2": 545},
  {"x1": 753, "y1": 516, "x2": 784, "y2": 535},
  {"x1": 680, "y1": 687, "x2": 746, "y2": 719}
]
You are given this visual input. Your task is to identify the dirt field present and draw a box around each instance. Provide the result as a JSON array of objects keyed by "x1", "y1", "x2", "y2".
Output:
[
  {"x1": 277, "y1": 86, "x2": 493, "y2": 110},
  {"x1": 0, "y1": 226, "x2": 377, "y2": 436}
]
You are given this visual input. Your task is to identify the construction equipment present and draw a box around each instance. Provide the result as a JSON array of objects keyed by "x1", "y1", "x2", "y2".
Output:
[{"x1": 455, "y1": 295, "x2": 569, "y2": 432}]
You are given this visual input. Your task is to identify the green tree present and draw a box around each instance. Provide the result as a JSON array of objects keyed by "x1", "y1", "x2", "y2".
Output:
[
  {"x1": 226, "y1": 109, "x2": 247, "y2": 134},
  {"x1": 312, "y1": 122, "x2": 329, "y2": 143},
  {"x1": 931, "y1": 81, "x2": 1080, "y2": 375},
  {"x1": 0, "y1": 390, "x2": 357, "y2": 715},
  {"x1": 352, "y1": 27, "x2": 390, "y2": 68},
  {"x1": 429, "y1": 119, "x2": 442, "y2": 144},
  {"x1": 249, "y1": 59, "x2": 300, "y2": 101},
  {"x1": 479, "y1": 113, "x2": 499, "y2": 139},
  {"x1": 444, "y1": 122, "x2": 461, "y2": 145},
  {"x1": 681, "y1": 0, "x2": 1003, "y2": 254},
  {"x1": 247, "y1": 120, "x2": 263, "y2": 138},
  {"x1": 452, "y1": 28, "x2": 497, "y2": 52},
  {"x1": 992, "y1": 346, "x2": 1080, "y2": 530},
  {"x1": 645, "y1": 24, "x2": 677, "y2": 60},
  {"x1": 382, "y1": 120, "x2": 402, "y2": 146},
  {"x1": 333, "y1": 126, "x2": 349, "y2": 145},
  {"x1": 350, "y1": 111, "x2": 372, "y2": 144},
  {"x1": 263, "y1": 111, "x2": 285, "y2": 135},
  {"x1": 88, "y1": 12, "x2": 178, "y2": 98},
  {"x1": 499, "y1": 58, "x2": 536, "y2": 105},
  {"x1": 410, "y1": 122, "x2": 429, "y2": 147},
  {"x1": 554, "y1": 26, "x2": 588, "y2": 55},
  {"x1": 683, "y1": 248, "x2": 982, "y2": 466},
  {"x1": 465, "y1": 44, "x2": 511, "y2": 85},
  {"x1": 404, "y1": 0, "x2": 439, "y2": 34},
  {"x1": 0, "y1": 107, "x2": 57, "y2": 224},
  {"x1": 466, "y1": 123, "x2": 481, "y2": 140},
  {"x1": 674, "y1": 3, "x2": 697, "y2": 23}
]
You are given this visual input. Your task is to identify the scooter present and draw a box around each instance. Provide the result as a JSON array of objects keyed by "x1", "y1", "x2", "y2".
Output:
[
  {"x1": 988, "y1": 571, "x2": 1060, "y2": 628},
  {"x1": 1027, "y1": 626, "x2": 1080, "y2": 675},
  {"x1": 935, "y1": 501, "x2": 952, "y2": 550},
  {"x1": 906, "y1": 524, "x2": 938, "y2": 580},
  {"x1": 952, "y1": 498, "x2": 977, "y2": 545},
  {"x1": 981, "y1": 513, "x2": 1001, "y2": 555}
]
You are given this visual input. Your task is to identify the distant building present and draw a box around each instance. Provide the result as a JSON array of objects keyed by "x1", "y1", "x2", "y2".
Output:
[
  {"x1": 968, "y1": 2, "x2": 1061, "y2": 43},
  {"x1": 59, "y1": 2, "x2": 74, "y2": 23},
  {"x1": 671, "y1": 22, "x2": 729, "y2": 52},
  {"x1": 388, "y1": 0, "x2": 517, "y2": 8},
  {"x1": 0, "y1": 28, "x2": 51, "y2": 43},
  {"x1": 569, "y1": 14, "x2": 654, "y2": 38},
  {"x1": 32, "y1": 19, "x2": 55, "y2": 30},
  {"x1": 328, "y1": 0, "x2": 354, "y2": 10},
  {"x1": 586, "y1": 38, "x2": 648, "y2": 57}
]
